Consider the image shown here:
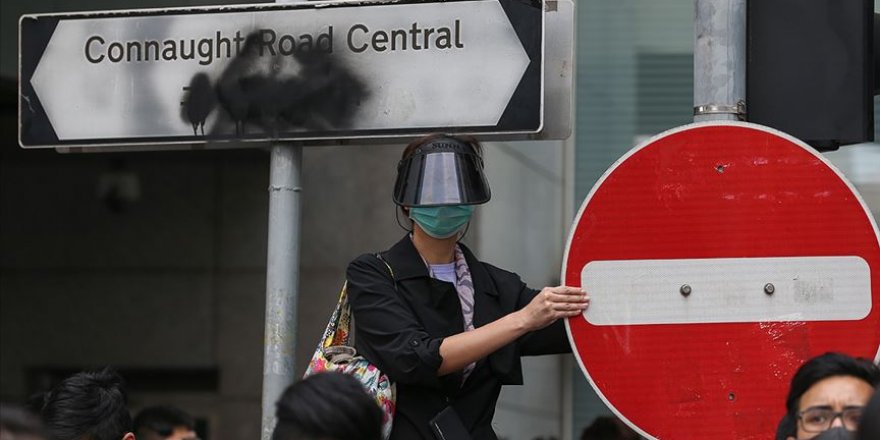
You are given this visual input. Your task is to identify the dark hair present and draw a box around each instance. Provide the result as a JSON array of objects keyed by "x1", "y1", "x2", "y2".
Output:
[
  {"x1": 857, "y1": 388, "x2": 880, "y2": 440},
  {"x1": 133, "y1": 405, "x2": 195, "y2": 440},
  {"x1": 272, "y1": 372, "x2": 382, "y2": 440},
  {"x1": 778, "y1": 352, "x2": 880, "y2": 439},
  {"x1": 775, "y1": 413, "x2": 797, "y2": 440},
  {"x1": 0, "y1": 403, "x2": 46, "y2": 439},
  {"x1": 40, "y1": 368, "x2": 133, "y2": 440}
]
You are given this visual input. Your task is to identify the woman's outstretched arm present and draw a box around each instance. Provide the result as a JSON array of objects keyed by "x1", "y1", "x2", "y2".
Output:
[{"x1": 437, "y1": 286, "x2": 588, "y2": 375}]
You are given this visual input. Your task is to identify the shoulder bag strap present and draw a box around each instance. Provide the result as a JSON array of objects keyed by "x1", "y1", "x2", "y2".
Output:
[{"x1": 322, "y1": 282, "x2": 351, "y2": 348}]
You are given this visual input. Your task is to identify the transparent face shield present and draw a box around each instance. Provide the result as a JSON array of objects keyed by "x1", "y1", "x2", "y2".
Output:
[{"x1": 393, "y1": 138, "x2": 491, "y2": 207}]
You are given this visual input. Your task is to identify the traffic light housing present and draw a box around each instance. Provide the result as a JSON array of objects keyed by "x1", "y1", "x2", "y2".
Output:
[{"x1": 747, "y1": 0, "x2": 876, "y2": 151}]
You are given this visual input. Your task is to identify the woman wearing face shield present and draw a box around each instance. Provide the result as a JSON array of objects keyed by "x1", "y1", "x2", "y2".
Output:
[{"x1": 346, "y1": 134, "x2": 590, "y2": 440}]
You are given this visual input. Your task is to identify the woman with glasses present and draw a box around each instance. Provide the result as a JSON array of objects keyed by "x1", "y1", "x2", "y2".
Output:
[
  {"x1": 776, "y1": 352, "x2": 879, "y2": 440},
  {"x1": 346, "y1": 134, "x2": 589, "y2": 440}
]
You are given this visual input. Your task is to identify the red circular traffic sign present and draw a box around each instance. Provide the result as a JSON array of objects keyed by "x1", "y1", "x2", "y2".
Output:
[{"x1": 564, "y1": 122, "x2": 880, "y2": 440}]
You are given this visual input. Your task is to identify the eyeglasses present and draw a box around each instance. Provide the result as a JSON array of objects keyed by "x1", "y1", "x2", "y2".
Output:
[{"x1": 797, "y1": 406, "x2": 863, "y2": 433}]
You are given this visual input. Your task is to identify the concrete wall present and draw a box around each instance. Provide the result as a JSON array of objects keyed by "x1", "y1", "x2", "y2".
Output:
[
  {"x1": 0, "y1": 125, "x2": 405, "y2": 440},
  {"x1": 0, "y1": 143, "x2": 269, "y2": 439},
  {"x1": 477, "y1": 140, "x2": 572, "y2": 440}
]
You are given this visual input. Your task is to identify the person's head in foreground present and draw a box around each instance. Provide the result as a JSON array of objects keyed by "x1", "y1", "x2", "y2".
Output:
[
  {"x1": 39, "y1": 368, "x2": 134, "y2": 440},
  {"x1": 781, "y1": 352, "x2": 879, "y2": 440},
  {"x1": 271, "y1": 372, "x2": 382, "y2": 440}
]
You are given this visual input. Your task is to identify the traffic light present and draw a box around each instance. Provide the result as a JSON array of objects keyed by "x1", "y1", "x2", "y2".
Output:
[{"x1": 747, "y1": 0, "x2": 876, "y2": 151}]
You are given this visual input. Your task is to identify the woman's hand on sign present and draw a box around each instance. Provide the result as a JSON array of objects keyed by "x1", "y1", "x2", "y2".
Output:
[{"x1": 517, "y1": 286, "x2": 589, "y2": 331}]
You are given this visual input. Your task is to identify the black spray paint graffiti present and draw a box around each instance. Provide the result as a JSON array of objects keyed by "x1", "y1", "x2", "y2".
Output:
[
  {"x1": 182, "y1": 73, "x2": 215, "y2": 135},
  {"x1": 180, "y1": 32, "x2": 368, "y2": 137}
]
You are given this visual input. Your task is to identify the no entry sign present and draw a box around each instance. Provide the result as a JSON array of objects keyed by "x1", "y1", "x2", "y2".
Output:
[{"x1": 564, "y1": 122, "x2": 880, "y2": 440}]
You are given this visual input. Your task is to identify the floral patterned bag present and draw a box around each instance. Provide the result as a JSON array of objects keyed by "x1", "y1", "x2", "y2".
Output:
[{"x1": 304, "y1": 281, "x2": 396, "y2": 439}]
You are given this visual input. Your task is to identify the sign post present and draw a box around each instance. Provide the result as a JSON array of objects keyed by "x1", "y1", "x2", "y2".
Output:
[{"x1": 563, "y1": 122, "x2": 880, "y2": 439}]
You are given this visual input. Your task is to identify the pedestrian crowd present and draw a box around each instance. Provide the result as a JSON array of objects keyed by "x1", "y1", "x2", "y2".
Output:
[
  {"x1": 0, "y1": 368, "x2": 380, "y2": 440},
  {"x1": 0, "y1": 351, "x2": 876, "y2": 440}
]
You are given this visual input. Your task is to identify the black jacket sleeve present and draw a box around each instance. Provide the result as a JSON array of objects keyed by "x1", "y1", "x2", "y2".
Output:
[
  {"x1": 346, "y1": 254, "x2": 444, "y2": 388},
  {"x1": 483, "y1": 263, "x2": 572, "y2": 357}
]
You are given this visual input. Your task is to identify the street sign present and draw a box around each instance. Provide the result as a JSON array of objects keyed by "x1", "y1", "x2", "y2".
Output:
[
  {"x1": 19, "y1": 0, "x2": 543, "y2": 148},
  {"x1": 563, "y1": 122, "x2": 880, "y2": 440}
]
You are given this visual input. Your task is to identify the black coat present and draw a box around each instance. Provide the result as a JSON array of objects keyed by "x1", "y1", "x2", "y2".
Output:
[{"x1": 346, "y1": 236, "x2": 571, "y2": 440}]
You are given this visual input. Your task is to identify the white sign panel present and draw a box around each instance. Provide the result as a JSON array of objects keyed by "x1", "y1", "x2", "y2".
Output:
[
  {"x1": 582, "y1": 256, "x2": 872, "y2": 325},
  {"x1": 19, "y1": 0, "x2": 544, "y2": 148}
]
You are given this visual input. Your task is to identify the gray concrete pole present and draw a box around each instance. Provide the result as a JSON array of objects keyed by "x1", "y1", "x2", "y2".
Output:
[
  {"x1": 694, "y1": 0, "x2": 746, "y2": 122},
  {"x1": 260, "y1": 3, "x2": 312, "y2": 438},
  {"x1": 261, "y1": 143, "x2": 302, "y2": 440}
]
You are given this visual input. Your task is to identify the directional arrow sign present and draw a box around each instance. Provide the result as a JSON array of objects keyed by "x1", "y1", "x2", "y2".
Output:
[{"x1": 19, "y1": 0, "x2": 543, "y2": 148}]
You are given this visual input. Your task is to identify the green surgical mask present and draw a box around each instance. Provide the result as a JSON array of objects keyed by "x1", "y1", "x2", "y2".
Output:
[{"x1": 409, "y1": 205, "x2": 474, "y2": 239}]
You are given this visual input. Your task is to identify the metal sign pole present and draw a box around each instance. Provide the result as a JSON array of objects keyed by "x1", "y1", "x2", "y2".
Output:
[
  {"x1": 261, "y1": 143, "x2": 302, "y2": 440},
  {"x1": 259, "y1": 0, "x2": 311, "y2": 436},
  {"x1": 694, "y1": 0, "x2": 746, "y2": 122}
]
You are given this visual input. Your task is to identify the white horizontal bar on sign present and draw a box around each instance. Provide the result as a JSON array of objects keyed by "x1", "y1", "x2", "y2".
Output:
[{"x1": 581, "y1": 256, "x2": 871, "y2": 326}]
